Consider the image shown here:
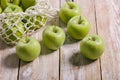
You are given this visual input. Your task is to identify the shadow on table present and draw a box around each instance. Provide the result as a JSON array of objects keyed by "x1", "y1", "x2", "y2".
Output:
[
  {"x1": 69, "y1": 52, "x2": 96, "y2": 66},
  {"x1": 2, "y1": 40, "x2": 56, "y2": 68},
  {"x1": 64, "y1": 32, "x2": 80, "y2": 45},
  {"x1": 3, "y1": 53, "x2": 19, "y2": 68},
  {"x1": 0, "y1": 40, "x2": 14, "y2": 50},
  {"x1": 40, "y1": 40, "x2": 56, "y2": 55}
]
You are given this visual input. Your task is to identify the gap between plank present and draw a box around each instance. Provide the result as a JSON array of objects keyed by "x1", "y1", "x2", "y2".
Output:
[
  {"x1": 59, "y1": 1, "x2": 61, "y2": 80},
  {"x1": 93, "y1": 0, "x2": 98, "y2": 34},
  {"x1": 59, "y1": 0, "x2": 74, "y2": 80},
  {"x1": 17, "y1": 59, "x2": 21, "y2": 80},
  {"x1": 59, "y1": 48, "x2": 61, "y2": 80},
  {"x1": 93, "y1": 0, "x2": 102, "y2": 80}
]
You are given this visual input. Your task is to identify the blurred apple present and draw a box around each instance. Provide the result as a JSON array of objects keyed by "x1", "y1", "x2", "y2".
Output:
[
  {"x1": 59, "y1": 2, "x2": 81, "y2": 24},
  {"x1": 3, "y1": 4, "x2": 23, "y2": 13}
]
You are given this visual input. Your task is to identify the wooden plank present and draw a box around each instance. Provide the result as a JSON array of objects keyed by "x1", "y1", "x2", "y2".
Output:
[
  {"x1": 95, "y1": 0, "x2": 120, "y2": 80},
  {"x1": 18, "y1": 0, "x2": 60, "y2": 80},
  {"x1": 0, "y1": 40, "x2": 19, "y2": 80},
  {"x1": 60, "y1": 0, "x2": 101, "y2": 80}
]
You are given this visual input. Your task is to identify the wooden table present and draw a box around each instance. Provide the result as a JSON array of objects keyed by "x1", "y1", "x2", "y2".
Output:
[{"x1": 0, "y1": 0, "x2": 120, "y2": 80}]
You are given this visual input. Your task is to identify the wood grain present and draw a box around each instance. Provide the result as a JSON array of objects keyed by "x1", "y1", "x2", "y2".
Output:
[
  {"x1": 0, "y1": 41, "x2": 19, "y2": 80},
  {"x1": 0, "y1": 0, "x2": 120, "y2": 80},
  {"x1": 60, "y1": 0, "x2": 101, "y2": 80},
  {"x1": 18, "y1": 0, "x2": 60, "y2": 80},
  {"x1": 95, "y1": 0, "x2": 120, "y2": 80}
]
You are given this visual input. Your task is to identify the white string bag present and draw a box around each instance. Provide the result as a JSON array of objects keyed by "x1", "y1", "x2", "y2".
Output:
[{"x1": 0, "y1": 0, "x2": 58, "y2": 45}]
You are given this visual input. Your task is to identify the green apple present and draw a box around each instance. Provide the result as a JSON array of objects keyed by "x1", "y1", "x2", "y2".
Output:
[
  {"x1": 21, "y1": 0, "x2": 36, "y2": 10},
  {"x1": 1, "y1": 21, "x2": 25, "y2": 44},
  {"x1": 0, "y1": 7, "x2": 2, "y2": 13},
  {"x1": 7, "y1": 0, "x2": 20, "y2": 5},
  {"x1": 80, "y1": 34, "x2": 105, "y2": 60},
  {"x1": 59, "y1": 1, "x2": 81, "y2": 24},
  {"x1": 1, "y1": 3, "x2": 23, "y2": 44},
  {"x1": 0, "y1": 1, "x2": 3, "y2": 13},
  {"x1": 13, "y1": 0, "x2": 20, "y2": 5},
  {"x1": 16, "y1": 37, "x2": 41, "y2": 62},
  {"x1": 7, "y1": 0, "x2": 11, "y2": 3},
  {"x1": 4, "y1": 4, "x2": 23, "y2": 13},
  {"x1": 67, "y1": 16, "x2": 90, "y2": 40},
  {"x1": 1, "y1": 0, "x2": 10, "y2": 10},
  {"x1": 43, "y1": 25, "x2": 66, "y2": 50},
  {"x1": 1, "y1": 0, "x2": 21, "y2": 10},
  {"x1": 0, "y1": 0, "x2": 24, "y2": 45}
]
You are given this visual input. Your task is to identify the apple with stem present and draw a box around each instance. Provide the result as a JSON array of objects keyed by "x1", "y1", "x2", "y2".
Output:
[
  {"x1": 16, "y1": 37, "x2": 41, "y2": 62},
  {"x1": 80, "y1": 34, "x2": 105, "y2": 60},
  {"x1": 4, "y1": 4, "x2": 23, "y2": 13},
  {"x1": 67, "y1": 16, "x2": 90, "y2": 40},
  {"x1": 1, "y1": 0, "x2": 24, "y2": 44},
  {"x1": 43, "y1": 25, "x2": 66, "y2": 50},
  {"x1": 59, "y1": 1, "x2": 81, "y2": 24}
]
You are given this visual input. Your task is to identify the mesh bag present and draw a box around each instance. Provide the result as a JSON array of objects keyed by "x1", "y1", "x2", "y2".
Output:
[{"x1": 0, "y1": 0, "x2": 58, "y2": 45}]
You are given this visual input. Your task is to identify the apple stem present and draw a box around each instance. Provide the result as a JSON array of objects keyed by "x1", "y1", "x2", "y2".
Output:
[
  {"x1": 88, "y1": 37, "x2": 96, "y2": 41},
  {"x1": 53, "y1": 26, "x2": 57, "y2": 33},
  {"x1": 78, "y1": 16, "x2": 83, "y2": 24}
]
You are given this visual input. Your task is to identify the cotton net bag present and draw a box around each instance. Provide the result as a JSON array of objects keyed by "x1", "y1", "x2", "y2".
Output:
[{"x1": 0, "y1": 0, "x2": 58, "y2": 45}]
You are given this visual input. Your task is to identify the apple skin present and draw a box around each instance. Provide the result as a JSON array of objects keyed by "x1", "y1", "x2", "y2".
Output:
[
  {"x1": 16, "y1": 37, "x2": 41, "y2": 62},
  {"x1": 59, "y1": 2, "x2": 81, "y2": 24},
  {"x1": 4, "y1": 4, "x2": 23, "y2": 13},
  {"x1": 67, "y1": 16, "x2": 90, "y2": 40},
  {"x1": 7, "y1": 0, "x2": 11, "y2": 3},
  {"x1": 0, "y1": 7, "x2": 2, "y2": 13},
  {"x1": 1, "y1": 0, "x2": 10, "y2": 10},
  {"x1": 80, "y1": 34, "x2": 105, "y2": 60},
  {"x1": 13, "y1": 0, "x2": 20, "y2": 5},
  {"x1": 1, "y1": 4, "x2": 23, "y2": 44},
  {"x1": 21, "y1": 0, "x2": 36, "y2": 10},
  {"x1": 43, "y1": 25, "x2": 66, "y2": 50},
  {"x1": 7, "y1": 0, "x2": 20, "y2": 5}
]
